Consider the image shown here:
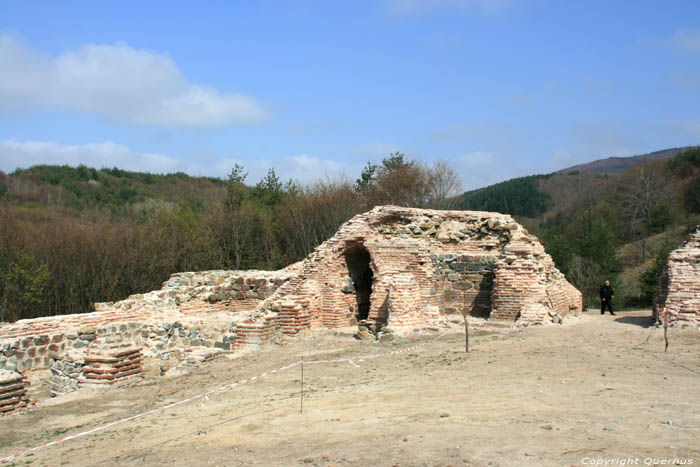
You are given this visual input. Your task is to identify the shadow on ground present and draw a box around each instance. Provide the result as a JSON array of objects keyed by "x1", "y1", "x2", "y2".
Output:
[{"x1": 614, "y1": 314, "x2": 654, "y2": 328}]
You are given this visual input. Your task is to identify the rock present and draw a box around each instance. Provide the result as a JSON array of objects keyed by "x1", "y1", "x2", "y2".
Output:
[
  {"x1": 440, "y1": 413, "x2": 450, "y2": 418},
  {"x1": 356, "y1": 330, "x2": 374, "y2": 341},
  {"x1": 378, "y1": 333, "x2": 394, "y2": 342},
  {"x1": 341, "y1": 276, "x2": 355, "y2": 294},
  {"x1": 453, "y1": 281, "x2": 473, "y2": 291},
  {"x1": 449, "y1": 262, "x2": 466, "y2": 271}
]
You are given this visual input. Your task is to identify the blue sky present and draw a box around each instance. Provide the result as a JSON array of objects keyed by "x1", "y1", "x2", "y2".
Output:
[{"x1": 1, "y1": 0, "x2": 699, "y2": 189}]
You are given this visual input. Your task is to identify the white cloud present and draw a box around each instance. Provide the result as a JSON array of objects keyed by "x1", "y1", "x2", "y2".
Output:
[
  {"x1": 671, "y1": 29, "x2": 700, "y2": 54},
  {"x1": 386, "y1": 0, "x2": 512, "y2": 16},
  {"x1": 0, "y1": 140, "x2": 193, "y2": 174},
  {"x1": 0, "y1": 35, "x2": 268, "y2": 128},
  {"x1": 0, "y1": 140, "x2": 359, "y2": 186}
]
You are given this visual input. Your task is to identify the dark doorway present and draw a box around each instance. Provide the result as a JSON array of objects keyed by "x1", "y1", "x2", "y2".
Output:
[{"x1": 345, "y1": 243, "x2": 374, "y2": 321}]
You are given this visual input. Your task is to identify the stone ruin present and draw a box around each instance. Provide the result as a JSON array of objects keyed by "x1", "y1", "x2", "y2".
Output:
[
  {"x1": 0, "y1": 206, "x2": 582, "y2": 412},
  {"x1": 654, "y1": 226, "x2": 700, "y2": 327}
]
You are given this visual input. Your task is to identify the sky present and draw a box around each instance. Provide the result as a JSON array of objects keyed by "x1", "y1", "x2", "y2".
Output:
[{"x1": 1, "y1": 0, "x2": 700, "y2": 189}]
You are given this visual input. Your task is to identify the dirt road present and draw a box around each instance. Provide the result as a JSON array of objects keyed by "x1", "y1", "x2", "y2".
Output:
[{"x1": 1, "y1": 311, "x2": 698, "y2": 466}]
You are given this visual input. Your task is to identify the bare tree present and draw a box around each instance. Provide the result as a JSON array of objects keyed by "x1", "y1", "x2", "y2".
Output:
[
  {"x1": 428, "y1": 160, "x2": 463, "y2": 208},
  {"x1": 620, "y1": 167, "x2": 673, "y2": 260}
]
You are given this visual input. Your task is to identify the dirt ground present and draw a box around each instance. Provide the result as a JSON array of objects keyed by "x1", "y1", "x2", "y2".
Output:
[{"x1": 1, "y1": 310, "x2": 699, "y2": 467}]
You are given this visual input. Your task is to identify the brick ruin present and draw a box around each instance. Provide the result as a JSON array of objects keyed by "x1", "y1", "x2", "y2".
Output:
[
  {"x1": 0, "y1": 205, "x2": 582, "y2": 412},
  {"x1": 653, "y1": 226, "x2": 700, "y2": 327}
]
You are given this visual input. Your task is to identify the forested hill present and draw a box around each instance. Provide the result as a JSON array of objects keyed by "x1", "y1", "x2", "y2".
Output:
[
  {"x1": 1, "y1": 165, "x2": 226, "y2": 213},
  {"x1": 555, "y1": 146, "x2": 690, "y2": 174},
  {"x1": 1, "y1": 147, "x2": 699, "y2": 323},
  {"x1": 0, "y1": 154, "x2": 461, "y2": 322},
  {"x1": 453, "y1": 146, "x2": 700, "y2": 309}
]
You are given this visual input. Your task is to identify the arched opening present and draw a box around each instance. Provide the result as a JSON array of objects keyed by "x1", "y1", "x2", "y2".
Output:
[{"x1": 344, "y1": 243, "x2": 374, "y2": 321}]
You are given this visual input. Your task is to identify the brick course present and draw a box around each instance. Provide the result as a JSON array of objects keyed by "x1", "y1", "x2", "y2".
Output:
[{"x1": 653, "y1": 226, "x2": 700, "y2": 327}]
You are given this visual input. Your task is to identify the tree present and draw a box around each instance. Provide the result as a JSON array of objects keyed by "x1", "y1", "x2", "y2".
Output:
[
  {"x1": 648, "y1": 204, "x2": 675, "y2": 233},
  {"x1": 217, "y1": 164, "x2": 251, "y2": 270},
  {"x1": 620, "y1": 167, "x2": 673, "y2": 260},
  {"x1": 1, "y1": 252, "x2": 49, "y2": 322},
  {"x1": 639, "y1": 238, "x2": 675, "y2": 302},
  {"x1": 620, "y1": 168, "x2": 672, "y2": 236},
  {"x1": 538, "y1": 222, "x2": 575, "y2": 275},
  {"x1": 427, "y1": 160, "x2": 463, "y2": 209},
  {"x1": 355, "y1": 161, "x2": 377, "y2": 196},
  {"x1": 567, "y1": 256, "x2": 601, "y2": 308},
  {"x1": 251, "y1": 168, "x2": 283, "y2": 206},
  {"x1": 684, "y1": 174, "x2": 700, "y2": 213}
]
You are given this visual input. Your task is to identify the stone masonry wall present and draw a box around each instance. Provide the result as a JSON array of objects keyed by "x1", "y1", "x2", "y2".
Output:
[
  {"x1": 238, "y1": 206, "x2": 582, "y2": 343},
  {"x1": 0, "y1": 206, "x2": 581, "y2": 412},
  {"x1": 653, "y1": 226, "x2": 700, "y2": 327},
  {"x1": 0, "y1": 269, "x2": 295, "y2": 375}
]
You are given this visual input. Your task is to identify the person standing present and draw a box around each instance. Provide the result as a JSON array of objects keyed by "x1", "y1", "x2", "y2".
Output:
[{"x1": 599, "y1": 280, "x2": 615, "y2": 315}]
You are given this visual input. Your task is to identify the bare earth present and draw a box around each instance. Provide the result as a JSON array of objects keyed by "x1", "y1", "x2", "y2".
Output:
[{"x1": 1, "y1": 311, "x2": 699, "y2": 467}]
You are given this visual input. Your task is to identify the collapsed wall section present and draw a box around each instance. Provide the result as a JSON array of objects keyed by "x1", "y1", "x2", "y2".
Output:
[
  {"x1": 0, "y1": 370, "x2": 30, "y2": 413},
  {"x1": 654, "y1": 226, "x2": 700, "y2": 327},
  {"x1": 241, "y1": 206, "x2": 582, "y2": 342},
  {"x1": 0, "y1": 269, "x2": 297, "y2": 409},
  {"x1": 0, "y1": 206, "x2": 583, "y2": 410}
]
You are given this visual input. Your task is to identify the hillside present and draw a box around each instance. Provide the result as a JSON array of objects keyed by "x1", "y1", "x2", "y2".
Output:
[
  {"x1": 454, "y1": 146, "x2": 700, "y2": 308},
  {"x1": 556, "y1": 146, "x2": 692, "y2": 174},
  {"x1": 1, "y1": 146, "x2": 699, "y2": 322},
  {"x1": 0, "y1": 165, "x2": 226, "y2": 214}
]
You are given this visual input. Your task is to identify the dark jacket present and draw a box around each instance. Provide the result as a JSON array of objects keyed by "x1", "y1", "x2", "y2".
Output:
[{"x1": 599, "y1": 284, "x2": 614, "y2": 300}]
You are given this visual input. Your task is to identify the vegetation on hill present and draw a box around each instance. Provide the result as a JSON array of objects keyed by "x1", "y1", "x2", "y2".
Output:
[
  {"x1": 455, "y1": 175, "x2": 551, "y2": 217},
  {"x1": 0, "y1": 154, "x2": 461, "y2": 322},
  {"x1": 532, "y1": 147, "x2": 700, "y2": 307},
  {"x1": 1, "y1": 146, "x2": 698, "y2": 321}
]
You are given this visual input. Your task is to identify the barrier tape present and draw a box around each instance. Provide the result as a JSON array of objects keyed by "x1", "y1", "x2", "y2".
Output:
[{"x1": 1, "y1": 342, "x2": 427, "y2": 464}]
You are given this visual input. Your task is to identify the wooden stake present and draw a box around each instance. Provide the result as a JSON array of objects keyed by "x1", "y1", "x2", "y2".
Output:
[
  {"x1": 464, "y1": 314, "x2": 470, "y2": 353},
  {"x1": 663, "y1": 310, "x2": 669, "y2": 353},
  {"x1": 300, "y1": 356, "x2": 304, "y2": 413},
  {"x1": 463, "y1": 291, "x2": 469, "y2": 353}
]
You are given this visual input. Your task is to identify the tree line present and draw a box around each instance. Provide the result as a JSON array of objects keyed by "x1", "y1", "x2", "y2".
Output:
[
  {"x1": 0, "y1": 153, "x2": 461, "y2": 322},
  {"x1": 2, "y1": 146, "x2": 698, "y2": 321}
]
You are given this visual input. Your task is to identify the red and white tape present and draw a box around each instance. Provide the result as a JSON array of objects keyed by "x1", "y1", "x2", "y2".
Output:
[{"x1": 0, "y1": 343, "x2": 426, "y2": 464}]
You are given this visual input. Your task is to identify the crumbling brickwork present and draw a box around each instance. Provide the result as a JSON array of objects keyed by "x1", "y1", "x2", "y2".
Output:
[
  {"x1": 246, "y1": 206, "x2": 581, "y2": 340},
  {"x1": 654, "y1": 226, "x2": 700, "y2": 327},
  {"x1": 0, "y1": 206, "x2": 581, "y2": 411},
  {"x1": 0, "y1": 370, "x2": 30, "y2": 413}
]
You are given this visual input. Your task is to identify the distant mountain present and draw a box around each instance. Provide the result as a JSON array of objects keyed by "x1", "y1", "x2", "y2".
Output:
[
  {"x1": 556, "y1": 147, "x2": 694, "y2": 175},
  {"x1": 453, "y1": 146, "x2": 698, "y2": 219}
]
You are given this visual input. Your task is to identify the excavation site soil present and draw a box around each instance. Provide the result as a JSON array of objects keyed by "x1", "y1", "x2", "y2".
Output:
[{"x1": 1, "y1": 311, "x2": 698, "y2": 466}]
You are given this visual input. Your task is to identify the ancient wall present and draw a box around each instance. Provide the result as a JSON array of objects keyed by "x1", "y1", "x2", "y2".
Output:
[
  {"x1": 0, "y1": 370, "x2": 30, "y2": 413},
  {"x1": 0, "y1": 268, "x2": 296, "y2": 409},
  {"x1": 654, "y1": 226, "x2": 700, "y2": 327},
  {"x1": 240, "y1": 206, "x2": 582, "y2": 341},
  {"x1": 0, "y1": 206, "x2": 582, "y2": 412}
]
